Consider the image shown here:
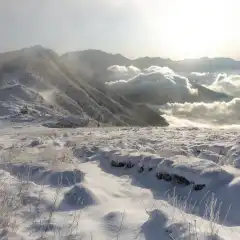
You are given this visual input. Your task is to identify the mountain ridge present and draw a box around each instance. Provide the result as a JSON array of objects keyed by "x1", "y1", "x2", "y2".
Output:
[
  {"x1": 0, "y1": 46, "x2": 169, "y2": 127},
  {"x1": 62, "y1": 49, "x2": 240, "y2": 73},
  {"x1": 61, "y1": 49, "x2": 233, "y2": 106}
]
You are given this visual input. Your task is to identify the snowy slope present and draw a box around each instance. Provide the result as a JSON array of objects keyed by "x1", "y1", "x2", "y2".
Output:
[{"x1": 0, "y1": 125, "x2": 240, "y2": 239}]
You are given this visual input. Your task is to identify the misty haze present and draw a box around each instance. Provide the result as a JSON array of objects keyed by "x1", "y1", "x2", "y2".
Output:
[{"x1": 1, "y1": 1, "x2": 240, "y2": 240}]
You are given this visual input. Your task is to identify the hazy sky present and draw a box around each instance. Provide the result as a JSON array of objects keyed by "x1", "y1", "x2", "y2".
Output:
[{"x1": 1, "y1": 0, "x2": 240, "y2": 59}]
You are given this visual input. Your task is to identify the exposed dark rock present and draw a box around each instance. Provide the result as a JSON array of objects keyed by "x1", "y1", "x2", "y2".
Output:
[
  {"x1": 156, "y1": 172, "x2": 172, "y2": 181},
  {"x1": 138, "y1": 166, "x2": 144, "y2": 173},
  {"x1": 20, "y1": 106, "x2": 28, "y2": 114},
  {"x1": 172, "y1": 174, "x2": 191, "y2": 185},
  {"x1": 29, "y1": 139, "x2": 41, "y2": 147},
  {"x1": 162, "y1": 173, "x2": 172, "y2": 182},
  {"x1": 193, "y1": 184, "x2": 206, "y2": 191},
  {"x1": 156, "y1": 172, "x2": 163, "y2": 180},
  {"x1": 125, "y1": 162, "x2": 135, "y2": 168},
  {"x1": 111, "y1": 161, "x2": 125, "y2": 167}
]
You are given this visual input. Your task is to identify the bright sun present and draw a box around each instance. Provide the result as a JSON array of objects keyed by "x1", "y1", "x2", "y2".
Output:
[
  {"x1": 161, "y1": 0, "x2": 228, "y2": 59},
  {"x1": 144, "y1": 0, "x2": 237, "y2": 59}
]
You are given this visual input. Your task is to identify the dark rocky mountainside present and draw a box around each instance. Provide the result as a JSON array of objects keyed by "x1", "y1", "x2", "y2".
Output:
[{"x1": 0, "y1": 46, "x2": 168, "y2": 127}]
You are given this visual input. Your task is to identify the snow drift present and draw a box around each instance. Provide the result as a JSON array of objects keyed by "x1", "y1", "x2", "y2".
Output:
[{"x1": 0, "y1": 121, "x2": 240, "y2": 239}]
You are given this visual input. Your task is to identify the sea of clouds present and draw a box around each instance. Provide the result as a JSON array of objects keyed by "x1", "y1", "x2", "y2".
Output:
[
  {"x1": 207, "y1": 73, "x2": 240, "y2": 97},
  {"x1": 164, "y1": 73, "x2": 240, "y2": 125},
  {"x1": 106, "y1": 65, "x2": 198, "y2": 103},
  {"x1": 105, "y1": 64, "x2": 240, "y2": 125}
]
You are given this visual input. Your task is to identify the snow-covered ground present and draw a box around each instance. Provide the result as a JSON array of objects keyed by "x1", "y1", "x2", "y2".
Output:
[{"x1": 1, "y1": 124, "x2": 240, "y2": 239}]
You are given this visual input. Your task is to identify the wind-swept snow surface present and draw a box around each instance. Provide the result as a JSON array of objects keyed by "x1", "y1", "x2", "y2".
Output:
[{"x1": 0, "y1": 125, "x2": 240, "y2": 239}]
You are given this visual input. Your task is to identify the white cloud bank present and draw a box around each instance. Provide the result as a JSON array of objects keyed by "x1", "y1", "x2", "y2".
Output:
[
  {"x1": 186, "y1": 72, "x2": 216, "y2": 86},
  {"x1": 106, "y1": 65, "x2": 198, "y2": 103},
  {"x1": 160, "y1": 98, "x2": 240, "y2": 125},
  {"x1": 207, "y1": 74, "x2": 240, "y2": 97},
  {"x1": 157, "y1": 72, "x2": 240, "y2": 125},
  {"x1": 107, "y1": 65, "x2": 141, "y2": 80},
  {"x1": 106, "y1": 65, "x2": 240, "y2": 125}
]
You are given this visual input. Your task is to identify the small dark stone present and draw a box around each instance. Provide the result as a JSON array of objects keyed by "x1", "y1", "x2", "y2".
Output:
[
  {"x1": 111, "y1": 161, "x2": 125, "y2": 167},
  {"x1": 172, "y1": 175, "x2": 191, "y2": 185},
  {"x1": 29, "y1": 139, "x2": 41, "y2": 147},
  {"x1": 193, "y1": 184, "x2": 206, "y2": 191},
  {"x1": 156, "y1": 172, "x2": 163, "y2": 179},
  {"x1": 148, "y1": 168, "x2": 153, "y2": 172},
  {"x1": 126, "y1": 162, "x2": 135, "y2": 168},
  {"x1": 162, "y1": 173, "x2": 172, "y2": 182},
  {"x1": 138, "y1": 166, "x2": 144, "y2": 173},
  {"x1": 20, "y1": 106, "x2": 28, "y2": 114},
  {"x1": 195, "y1": 149, "x2": 201, "y2": 155}
]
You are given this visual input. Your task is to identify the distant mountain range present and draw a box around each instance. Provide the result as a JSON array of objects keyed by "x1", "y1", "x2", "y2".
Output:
[
  {"x1": 62, "y1": 49, "x2": 240, "y2": 75},
  {"x1": 0, "y1": 46, "x2": 236, "y2": 127}
]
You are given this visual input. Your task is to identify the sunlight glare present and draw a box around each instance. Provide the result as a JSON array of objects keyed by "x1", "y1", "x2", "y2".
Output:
[{"x1": 149, "y1": 0, "x2": 236, "y2": 59}]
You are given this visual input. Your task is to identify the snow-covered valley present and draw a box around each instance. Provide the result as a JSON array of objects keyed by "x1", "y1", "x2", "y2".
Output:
[
  {"x1": 1, "y1": 124, "x2": 240, "y2": 239},
  {"x1": 2, "y1": 46, "x2": 240, "y2": 239}
]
